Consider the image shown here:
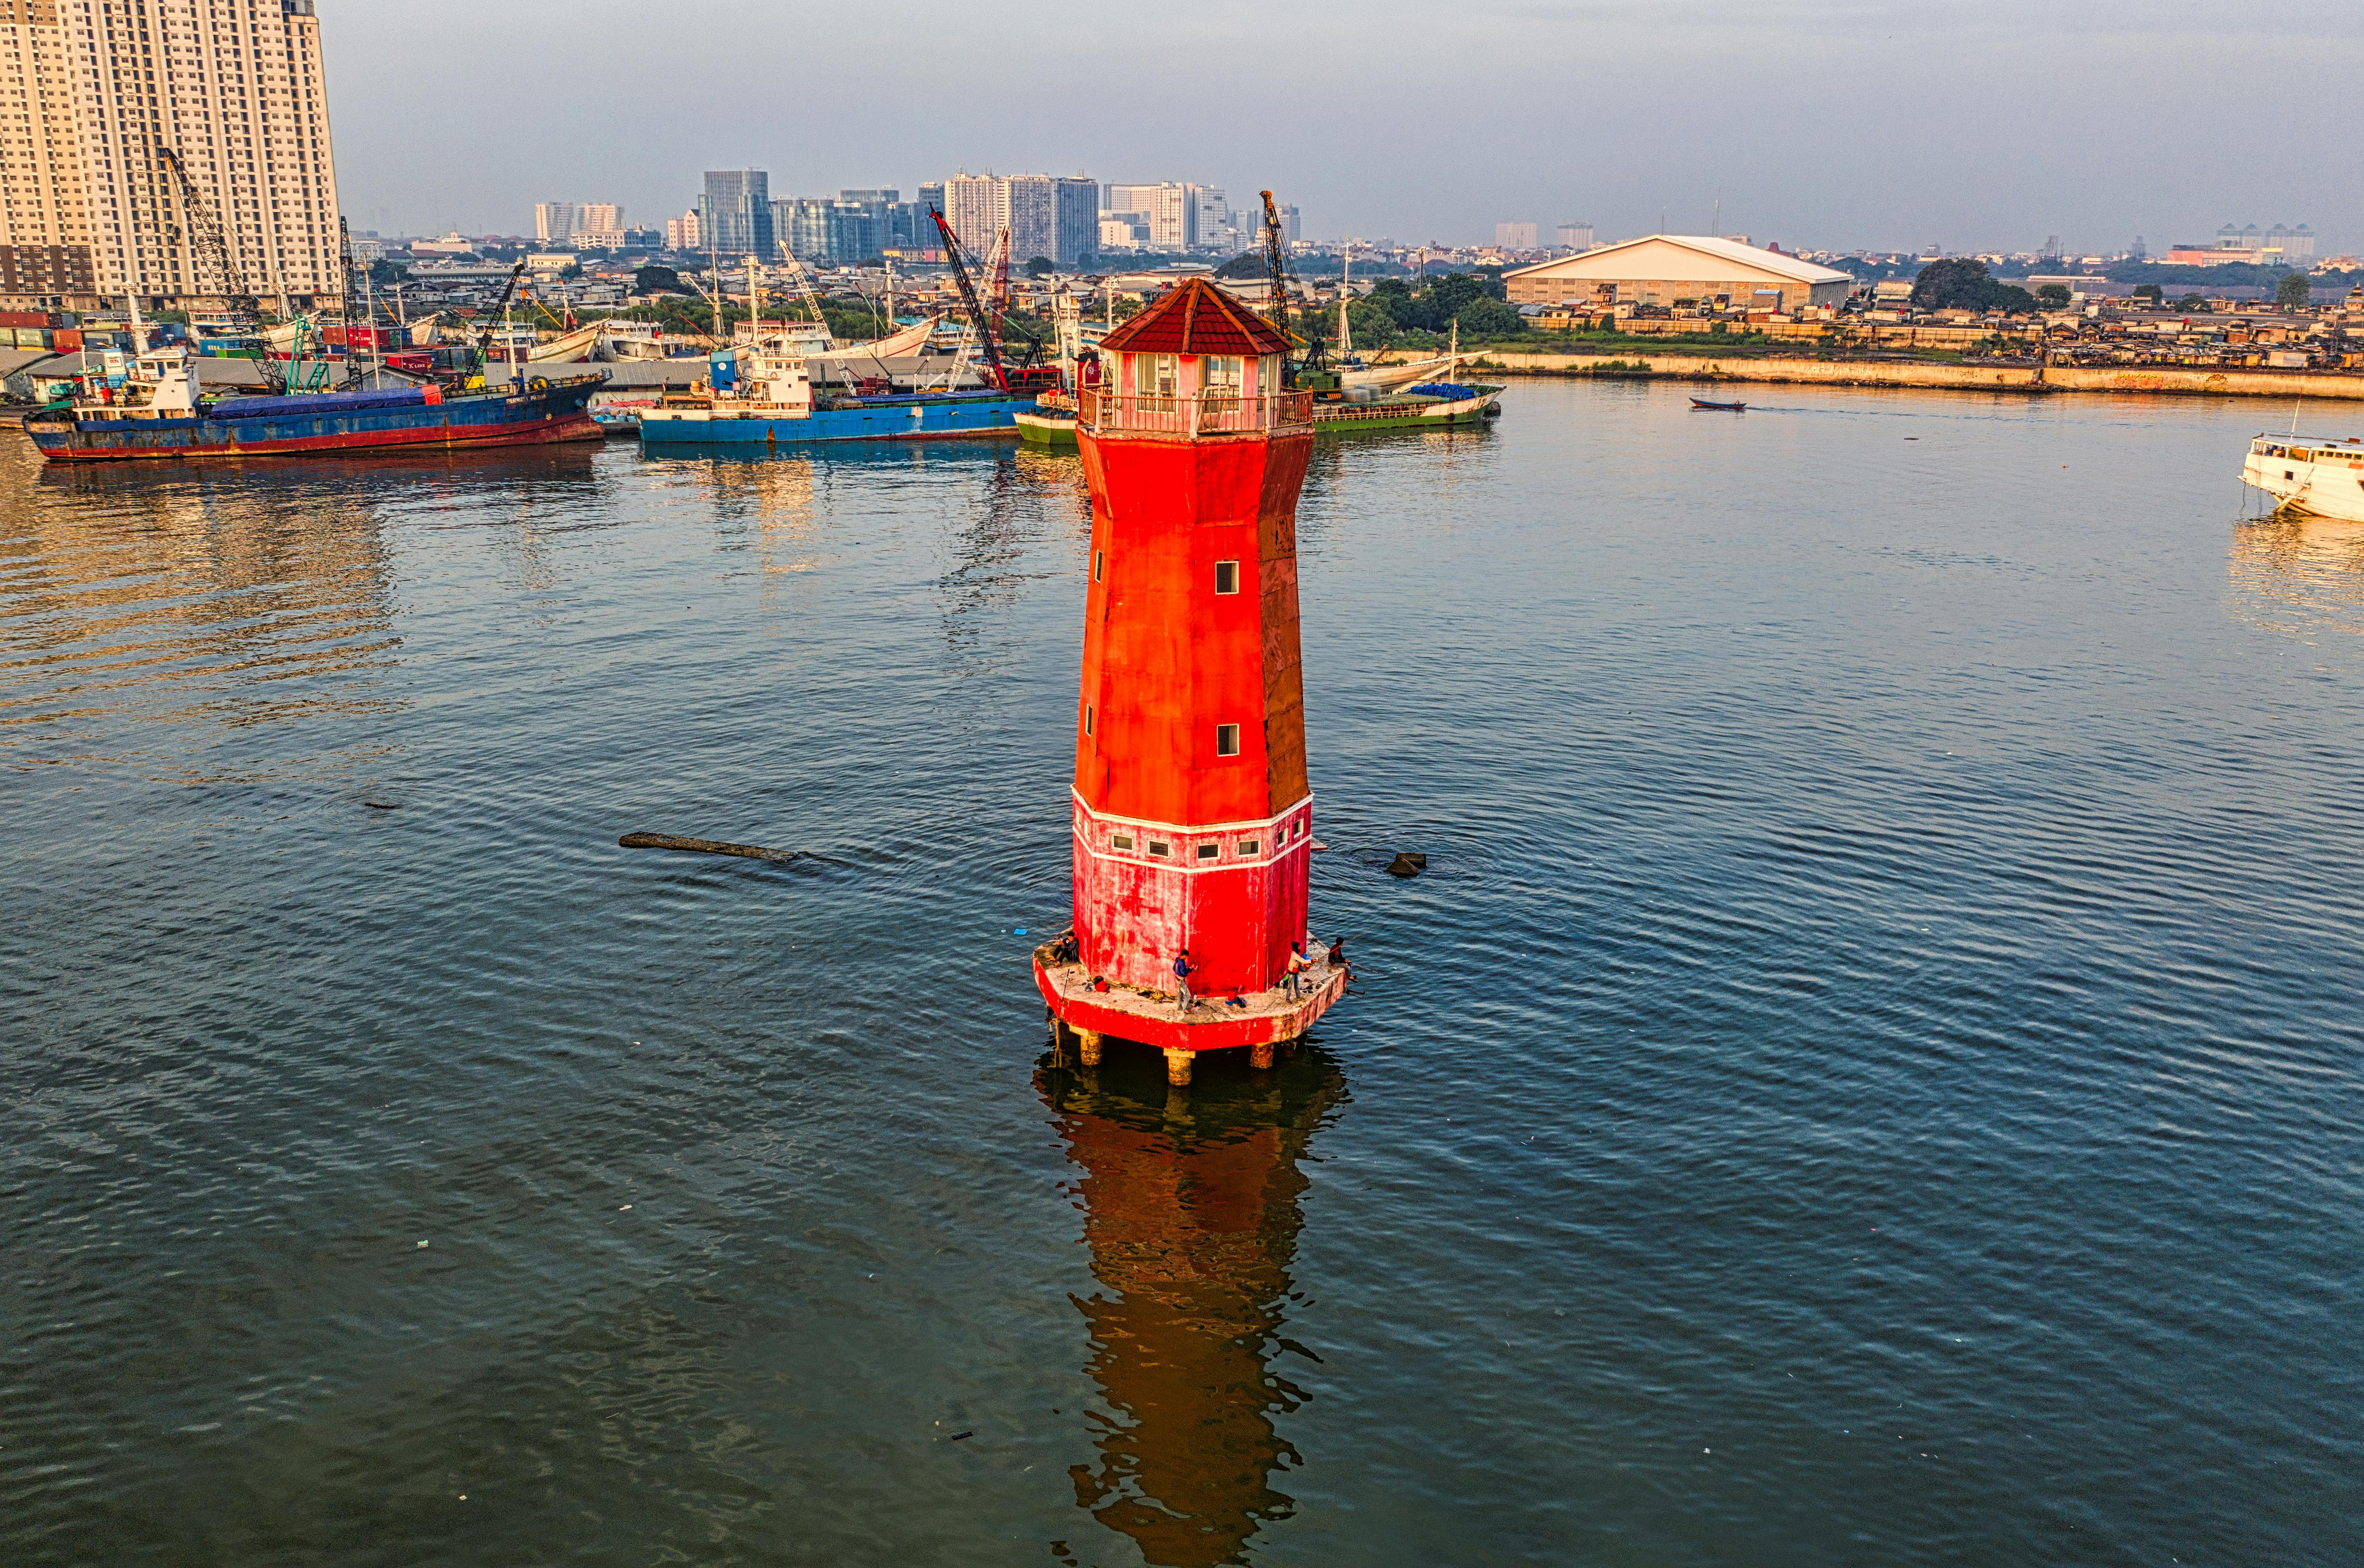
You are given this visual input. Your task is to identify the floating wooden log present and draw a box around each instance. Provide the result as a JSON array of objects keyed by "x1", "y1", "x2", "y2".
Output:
[{"x1": 618, "y1": 832, "x2": 798, "y2": 865}]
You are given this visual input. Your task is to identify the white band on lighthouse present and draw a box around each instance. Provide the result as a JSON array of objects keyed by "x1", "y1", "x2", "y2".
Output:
[{"x1": 1071, "y1": 788, "x2": 1315, "y2": 874}]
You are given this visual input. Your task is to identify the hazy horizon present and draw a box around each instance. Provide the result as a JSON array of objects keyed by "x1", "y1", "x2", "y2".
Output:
[{"x1": 319, "y1": 0, "x2": 2361, "y2": 257}]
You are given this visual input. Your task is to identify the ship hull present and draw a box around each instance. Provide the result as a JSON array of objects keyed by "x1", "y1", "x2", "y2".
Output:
[
  {"x1": 1311, "y1": 385, "x2": 1503, "y2": 434},
  {"x1": 2243, "y1": 447, "x2": 2364, "y2": 523},
  {"x1": 25, "y1": 381, "x2": 602, "y2": 463},
  {"x1": 1014, "y1": 409, "x2": 1079, "y2": 447},
  {"x1": 638, "y1": 393, "x2": 1032, "y2": 447}
]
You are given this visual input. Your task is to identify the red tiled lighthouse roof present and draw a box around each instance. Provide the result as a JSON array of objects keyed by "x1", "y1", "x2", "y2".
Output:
[{"x1": 1098, "y1": 277, "x2": 1291, "y2": 357}]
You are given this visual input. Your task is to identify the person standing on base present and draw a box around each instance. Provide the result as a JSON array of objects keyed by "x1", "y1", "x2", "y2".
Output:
[
  {"x1": 1173, "y1": 948, "x2": 1196, "y2": 1015},
  {"x1": 1284, "y1": 939, "x2": 1309, "y2": 1001}
]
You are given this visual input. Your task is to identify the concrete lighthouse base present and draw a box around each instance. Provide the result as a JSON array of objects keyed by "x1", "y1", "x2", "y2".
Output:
[{"x1": 1034, "y1": 942, "x2": 1346, "y2": 1060}]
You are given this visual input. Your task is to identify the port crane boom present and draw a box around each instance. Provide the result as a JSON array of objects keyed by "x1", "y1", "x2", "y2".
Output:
[
  {"x1": 1260, "y1": 189, "x2": 1308, "y2": 385},
  {"x1": 157, "y1": 147, "x2": 262, "y2": 321},
  {"x1": 930, "y1": 207, "x2": 1015, "y2": 394},
  {"x1": 468, "y1": 260, "x2": 530, "y2": 380},
  {"x1": 156, "y1": 145, "x2": 283, "y2": 390}
]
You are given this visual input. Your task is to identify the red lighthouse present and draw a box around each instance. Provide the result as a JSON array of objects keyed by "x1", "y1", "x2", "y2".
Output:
[{"x1": 1034, "y1": 279, "x2": 1348, "y2": 1083}]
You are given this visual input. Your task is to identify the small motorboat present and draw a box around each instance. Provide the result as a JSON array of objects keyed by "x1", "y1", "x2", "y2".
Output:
[{"x1": 1689, "y1": 397, "x2": 1747, "y2": 411}]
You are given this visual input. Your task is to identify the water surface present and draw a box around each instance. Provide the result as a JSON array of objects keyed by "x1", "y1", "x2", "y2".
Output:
[{"x1": 4, "y1": 383, "x2": 2359, "y2": 1564}]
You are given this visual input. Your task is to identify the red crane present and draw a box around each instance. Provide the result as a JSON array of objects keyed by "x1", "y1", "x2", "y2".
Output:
[{"x1": 929, "y1": 208, "x2": 1059, "y2": 395}]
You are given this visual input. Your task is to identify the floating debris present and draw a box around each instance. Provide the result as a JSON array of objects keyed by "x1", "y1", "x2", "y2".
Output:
[{"x1": 618, "y1": 832, "x2": 798, "y2": 865}]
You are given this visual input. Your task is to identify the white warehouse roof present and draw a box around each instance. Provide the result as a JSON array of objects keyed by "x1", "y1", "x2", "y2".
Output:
[{"x1": 1505, "y1": 235, "x2": 1852, "y2": 288}]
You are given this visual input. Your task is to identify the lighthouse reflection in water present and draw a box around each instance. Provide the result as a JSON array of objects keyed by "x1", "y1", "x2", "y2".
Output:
[{"x1": 1037, "y1": 1044, "x2": 1348, "y2": 1568}]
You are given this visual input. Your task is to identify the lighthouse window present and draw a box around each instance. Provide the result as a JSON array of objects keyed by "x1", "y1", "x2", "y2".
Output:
[
  {"x1": 1197, "y1": 843, "x2": 1220, "y2": 860},
  {"x1": 1148, "y1": 840, "x2": 1170, "y2": 857},
  {"x1": 1085, "y1": 704, "x2": 1094, "y2": 736},
  {"x1": 1093, "y1": 549, "x2": 1104, "y2": 582},
  {"x1": 1214, "y1": 560, "x2": 1239, "y2": 595},
  {"x1": 1238, "y1": 839, "x2": 1259, "y2": 855},
  {"x1": 1112, "y1": 834, "x2": 1134, "y2": 851},
  {"x1": 1216, "y1": 724, "x2": 1241, "y2": 757}
]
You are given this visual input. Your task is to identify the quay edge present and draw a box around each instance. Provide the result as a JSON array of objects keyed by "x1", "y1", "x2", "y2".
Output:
[{"x1": 1446, "y1": 351, "x2": 2364, "y2": 402}]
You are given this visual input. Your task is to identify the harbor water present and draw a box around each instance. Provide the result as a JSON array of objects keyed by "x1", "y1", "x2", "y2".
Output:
[{"x1": 4, "y1": 381, "x2": 2359, "y2": 1564}]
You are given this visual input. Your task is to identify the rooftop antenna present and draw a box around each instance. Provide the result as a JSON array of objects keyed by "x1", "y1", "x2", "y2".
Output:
[{"x1": 1712, "y1": 195, "x2": 1721, "y2": 235}]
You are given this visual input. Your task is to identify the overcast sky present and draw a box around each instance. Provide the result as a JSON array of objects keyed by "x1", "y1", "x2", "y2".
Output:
[{"x1": 319, "y1": 0, "x2": 2362, "y2": 256}]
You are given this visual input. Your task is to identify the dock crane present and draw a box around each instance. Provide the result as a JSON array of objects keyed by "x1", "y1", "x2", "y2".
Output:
[
  {"x1": 465, "y1": 260, "x2": 530, "y2": 386},
  {"x1": 930, "y1": 208, "x2": 1006, "y2": 390},
  {"x1": 156, "y1": 146, "x2": 283, "y2": 391},
  {"x1": 1261, "y1": 189, "x2": 1322, "y2": 387},
  {"x1": 984, "y1": 226, "x2": 1013, "y2": 335}
]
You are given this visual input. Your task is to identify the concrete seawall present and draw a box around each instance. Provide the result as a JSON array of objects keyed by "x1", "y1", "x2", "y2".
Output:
[{"x1": 1457, "y1": 352, "x2": 2364, "y2": 402}]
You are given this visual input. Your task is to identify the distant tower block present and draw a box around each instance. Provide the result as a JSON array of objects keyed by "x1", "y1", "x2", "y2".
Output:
[{"x1": 1033, "y1": 279, "x2": 1348, "y2": 1071}]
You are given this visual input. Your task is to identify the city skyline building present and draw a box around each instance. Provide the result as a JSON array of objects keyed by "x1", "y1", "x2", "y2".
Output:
[
  {"x1": 577, "y1": 201, "x2": 622, "y2": 245},
  {"x1": 943, "y1": 172, "x2": 1098, "y2": 264},
  {"x1": 700, "y1": 168, "x2": 771, "y2": 256},
  {"x1": 1102, "y1": 182, "x2": 1241, "y2": 251},
  {"x1": 0, "y1": 0, "x2": 343, "y2": 308}
]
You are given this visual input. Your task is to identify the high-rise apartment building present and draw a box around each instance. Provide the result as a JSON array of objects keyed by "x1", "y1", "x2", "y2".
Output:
[
  {"x1": 700, "y1": 169, "x2": 771, "y2": 256},
  {"x1": 1103, "y1": 182, "x2": 1230, "y2": 251},
  {"x1": 0, "y1": 0, "x2": 343, "y2": 308},
  {"x1": 1197, "y1": 188, "x2": 1233, "y2": 250},
  {"x1": 943, "y1": 172, "x2": 1099, "y2": 264},
  {"x1": 665, "y1": 207, "x2": 699, "y2": 251},
  {"x1": 942, "y1": 172, "x2": 1006, "y2": 261},
  {"x1": 1495, "y1": 222, "x2": 1539, "y2": 250},
  {"x1": 1556, "y1": 222, "x2": 1595, "y2": 250},
  {"x1": 534, "y1": 202, "x2": 578, "y2": 244},
  {"x1": 575, "y1": 201, "x2": 622, "y2": 245}
]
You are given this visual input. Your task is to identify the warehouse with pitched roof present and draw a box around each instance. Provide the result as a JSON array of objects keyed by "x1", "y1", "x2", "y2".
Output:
[{"x1": 1503, "y1": 235, "x2": 1855, "y2": 313}]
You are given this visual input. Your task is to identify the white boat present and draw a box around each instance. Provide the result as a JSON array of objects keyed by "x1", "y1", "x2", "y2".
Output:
[
  {"x1": 2243, "y1": 432, "x2": 2364, "y2": 522},
  {"x1": 1340, "y1": 352, "x2": 1460, "y2": 391}
]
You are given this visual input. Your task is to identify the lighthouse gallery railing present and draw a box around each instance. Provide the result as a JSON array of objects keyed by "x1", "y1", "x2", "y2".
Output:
[{"x1": 1078, "y1": 389, "x2": 1314, "y2": 436}]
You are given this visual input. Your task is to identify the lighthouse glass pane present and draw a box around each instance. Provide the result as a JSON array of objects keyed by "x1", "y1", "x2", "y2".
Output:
[
  {"x1": 1205, "y1": 356, "x2": 1241, "y2": 389},
  {"x1": 1197, "y1": 844, "x2": 1220, "y2": 860},
  {"x1": 1238, "y1": 840, "x2": 1259, "y2": 855},
  {"x1": 1150, "y1": 355, "x2": 1176, "y2": 397}
]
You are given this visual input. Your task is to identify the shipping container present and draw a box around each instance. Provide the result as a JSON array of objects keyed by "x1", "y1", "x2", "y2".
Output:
[
  {"x1": 51, "y1": 329, "x2": 82, "y2": 352},
  {"x1": 0, "y1": 310, "x2": 50, "y2": 329},
  {"x1": 13, "y1": 327, "x2": 53, "y2": 349}
]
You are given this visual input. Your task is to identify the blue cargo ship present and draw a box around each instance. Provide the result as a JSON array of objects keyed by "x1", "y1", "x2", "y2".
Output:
[
  {"x1": 25, "y1": 365, "x2": 606, "y2": 463},
  {"x1": 637, "y1": 343, "x2": 1031, "y2": 449}
]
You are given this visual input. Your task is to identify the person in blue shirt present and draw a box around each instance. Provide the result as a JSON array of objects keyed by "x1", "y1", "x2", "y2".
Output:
[{"x1": 1173, "y1": 948, "x2": 1195, "y2": 1015}]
